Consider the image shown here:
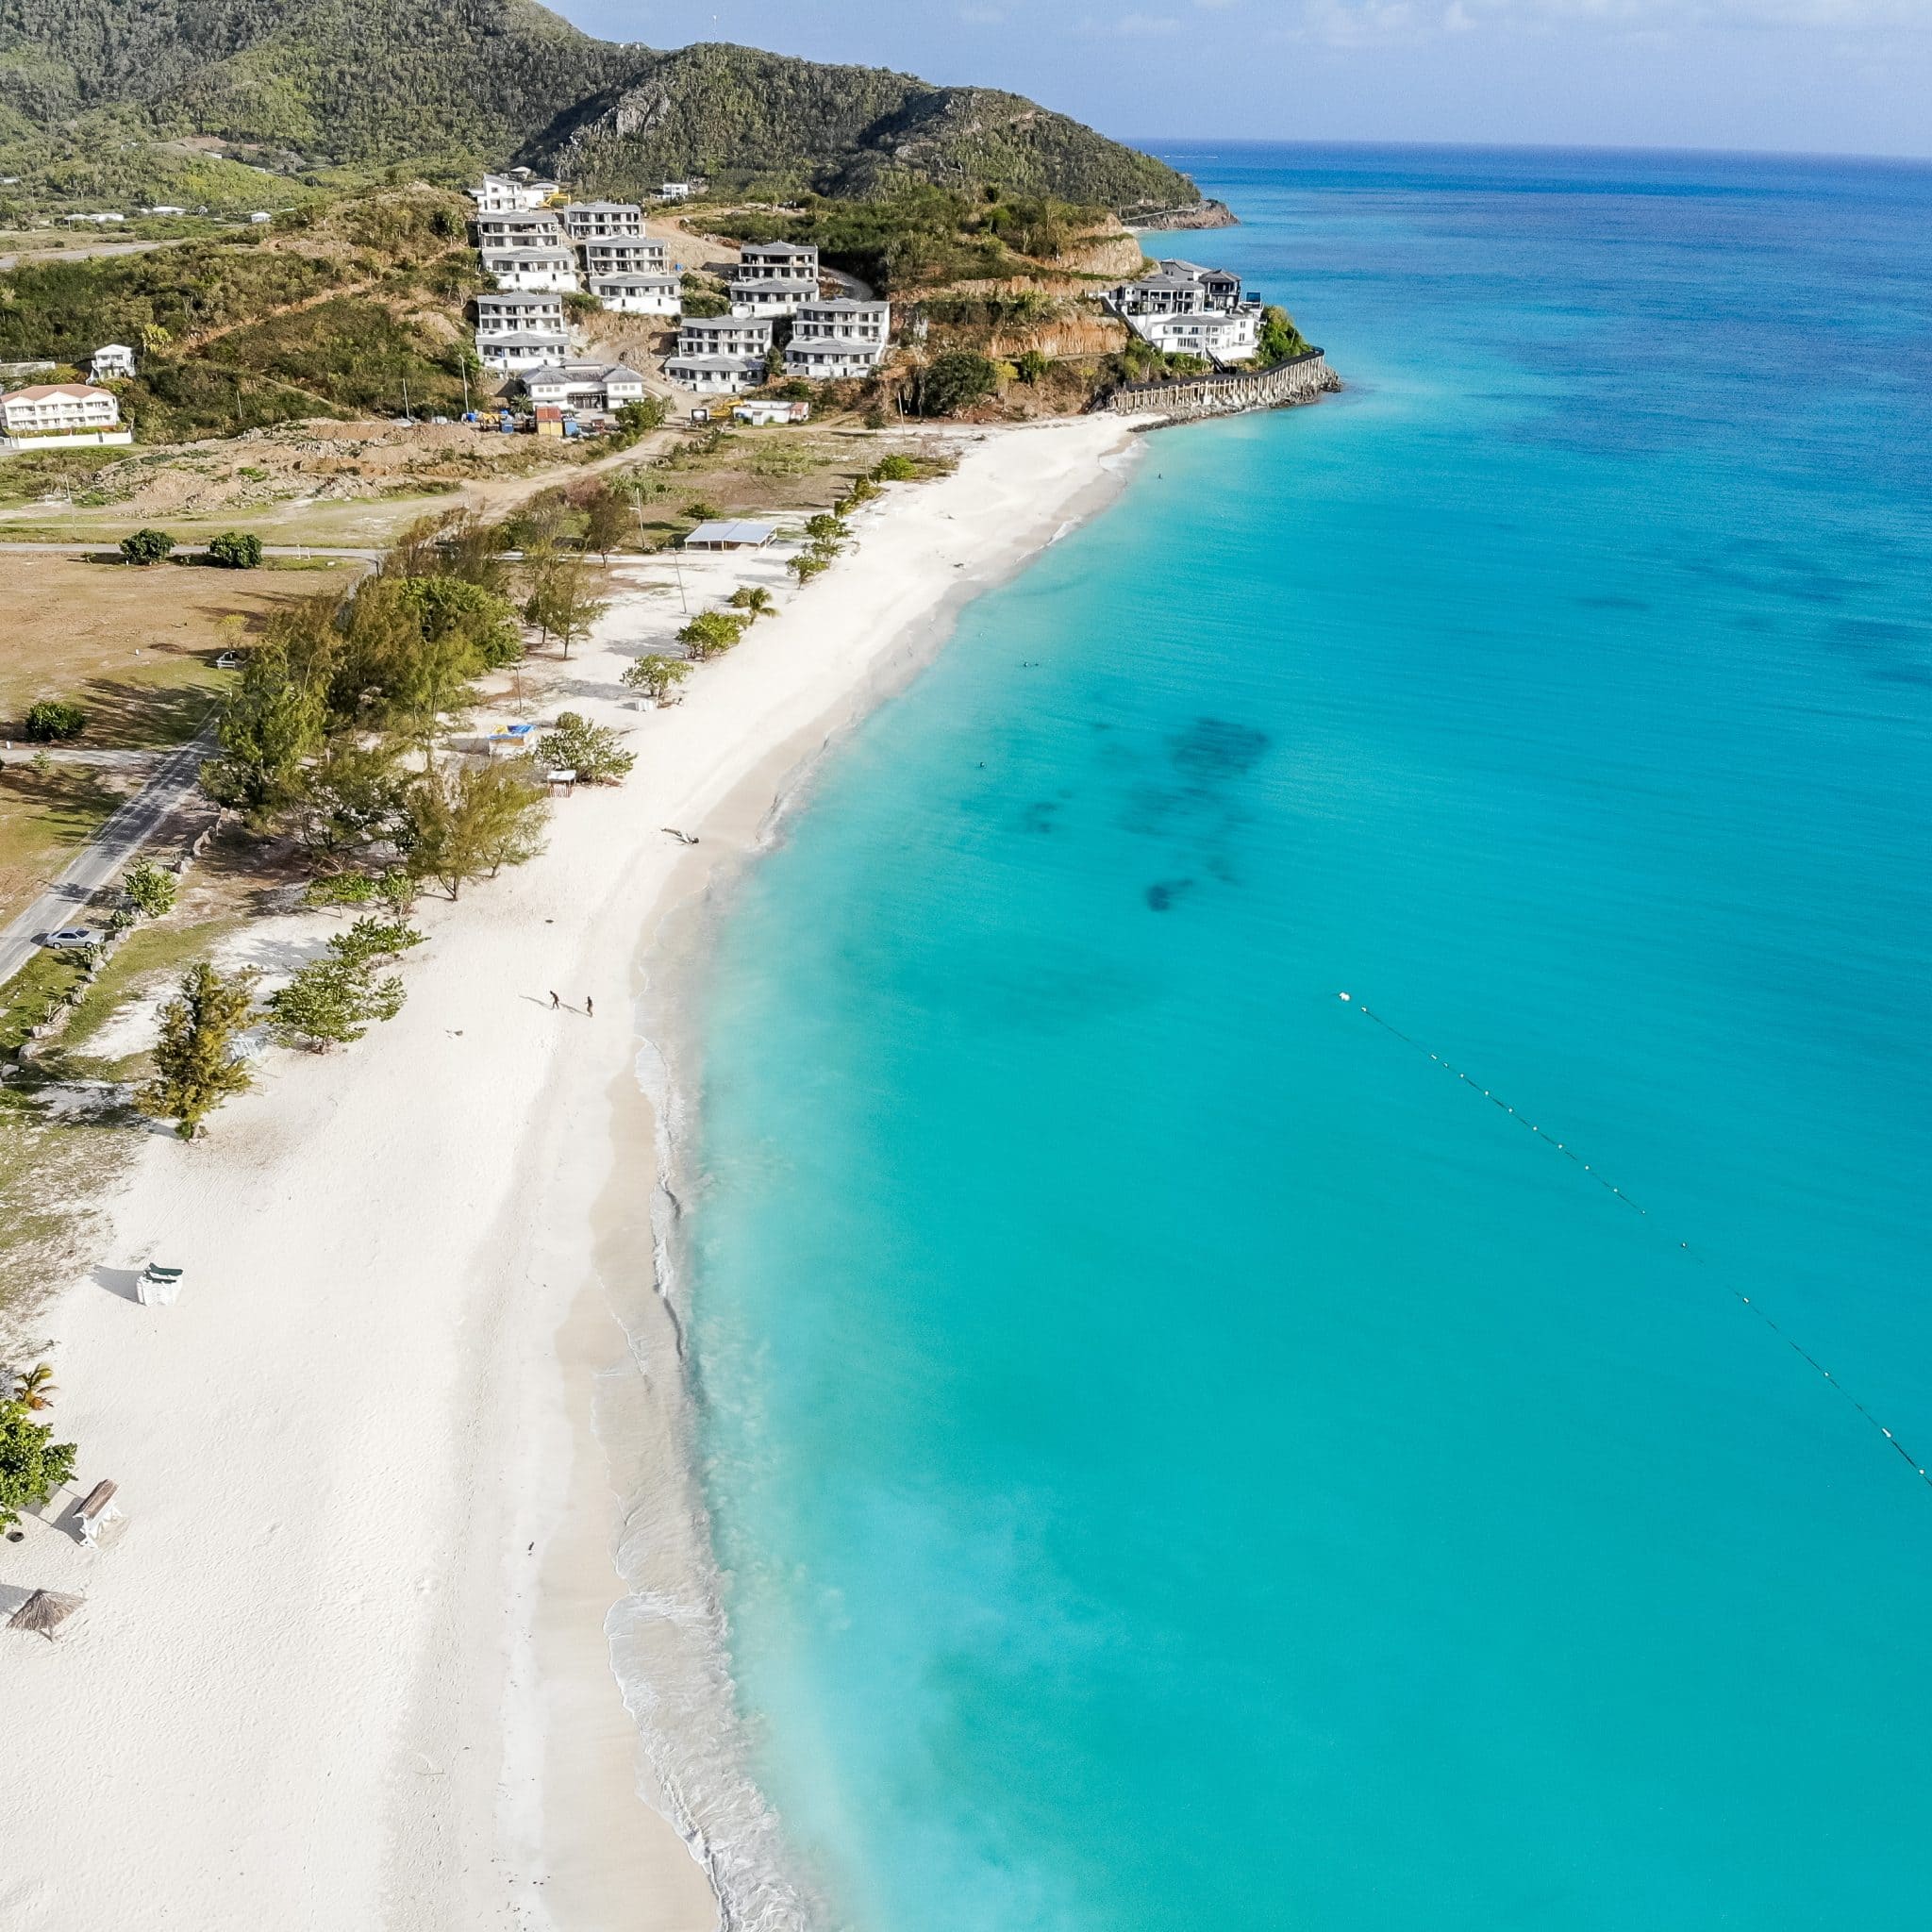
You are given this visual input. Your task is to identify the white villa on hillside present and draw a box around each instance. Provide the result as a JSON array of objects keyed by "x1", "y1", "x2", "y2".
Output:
[
  {"x1": 725, "y1": 241, "x2": 821, "y2": 319},
  {"x1": 665, "y1": 315, "x2": 772, "y2": 394},
  {"x1": 475, "y1": 208, "x2": 566, "y2": 249},
  {"x1": 474, "y1": 170, "x2": 558, "y2": 213},
  {"x1": 482, "y1": 246, "x2": 580, "y2": 293},
  {"x1": 591, "y1": 272, "x2": 682, "y2": 315},
  {"x1": 1108, "y1": 258, "x2": 1262, "y2": 361},
  {"x1": 0, "y1": 382, "x2": 129, "y2": 447},
  {"x1": 479, "y1": 332, "x2": 572, "y2": 374},
  {"x1": 522, "y1": 362, "x2": 648, "y2": 414},
  {"x1": 783, "y1": 298, "x2": 890, "y2": 379},
  {"x1": 90, "y1": 343, "x2": 136, "y2": 381},
  {"x1": 560, "y1": 201, "x2": 645, "y2": 241},
  {"x1": 475, "y1": 291, "x2": 570, "y2": 373},
  {"x1": 582, "y1": 237, "x2": 669, "y2": 278},
  {"x1": 658, "y1": 182, "x2": 694, "y2": 202}
]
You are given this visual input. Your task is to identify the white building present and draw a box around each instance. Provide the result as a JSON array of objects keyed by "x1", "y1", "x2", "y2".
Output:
[
  {"x1": 733, "y1": 241, "x2": 820, "y2": 283},
  {"x1": 482, "y1": 247, "x2": 580, "y2": 293},
  {"x1": 732, "y1": 399, "x2": 811, "y2": 425},
  {"x1": 474, "y1": 171, "x2": 559, "y2": 214},
  {"x1": 582, "y1": 237, "x2": 670, "y2": 278},
  {"x1": 784, "y1": 338, "x2": 884, "y2": 380},
  {"x1": 665, "y1": 315, "x2": 772, "y2": 394},
  {"x1": 560, "y1": 201, "x2": 645, "y2": 241},
  {"x1": 1130, "y1": 308, "x2": 1261, "y2": 361},
  {"x1": 522, "y1": 362, "x2": 649, "y2": 414},
  {"x1": 0, "y1": 383, "x2": 129, "y2": 447},
  {"x1": 1108, "y1": 259, "x2": 1246, "y2": 317},
  {"x1": 791, "y1": 299, "x2": 889, "y2": 347},
  {"x1": 658, "y1": 182, "x2": 694, "y2": 202},
  {"x1": 90, "y1": 343, "x2": 136, "y2": 381},
  {"x1": 475, "y1": 291, "x2": 568, "y2": 338},
  {"x1": 591, "y1": 273, "x2": 682, "y2": 316},
  {"x1": 475, "y1": 209, "x2": 566, "y2": 250},
  {"x1": 728, "y1": 277, "x2": 820, "y2": 320},
  {"x1": 478, "y1": 332, "x2": 572, "y2": 375}
]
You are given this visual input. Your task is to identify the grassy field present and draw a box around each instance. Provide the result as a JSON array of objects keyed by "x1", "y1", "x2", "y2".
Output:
[
  {"x1": 0, "y1": 761, "x2": 142, "y2": 928},
  {"x1": 0, "y1": 553, "x2": 355, "y2": 747}
]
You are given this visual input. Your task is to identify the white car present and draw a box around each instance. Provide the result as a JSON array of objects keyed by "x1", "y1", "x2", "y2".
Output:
[{"x1": 40, "y1": 926, "x2": 102, "y2": 950}]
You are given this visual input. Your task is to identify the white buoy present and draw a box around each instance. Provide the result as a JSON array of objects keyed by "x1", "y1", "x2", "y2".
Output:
[{"x1": 1339, "y1": 991, "x2": 1350, "y2": 1002}]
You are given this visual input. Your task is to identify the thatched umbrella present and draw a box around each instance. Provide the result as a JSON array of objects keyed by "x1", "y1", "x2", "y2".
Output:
[{"x1": 8, "y1": 1590, "x2": 84, "y2": 1640}]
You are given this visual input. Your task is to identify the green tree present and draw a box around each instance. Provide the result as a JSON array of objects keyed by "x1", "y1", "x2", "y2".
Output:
[
  {"x1": 1015, "y1": 349, "x2": 1051, "y2": 384},
  {"x1": 391, "y1": 575, "x2": 522, "y2": 669},
  {"x1": 804, "y1": 513, "x2": 847, "y2": 546},
  {"x1": 406, "y1": 761, "x2": 549, "y2": 899},
  {"x1": 622, "y1": 656, "x2": 692, "y2": 705},
  {"x1": 540, "y1": 711, "x2": 635, "y2": 785},
  {"x1": 265, "y1": 958, "x2": 406, "y2": 1052},
  {"x1": 23, "y1": 700, "x2": 86, "y2": 743},
  {"x1": 326, "y1": 914, "x2": 425, "y2": 969},
  {"x1": 0, "y1": 1400, "x2": 77, "y2": 1534},
  {"x1": 200, "y1": 630, "x2": 329, "y2": 820},
  {"x1": 578, "y1": 484, "x2": 629, "y2": 563},
  {"x1": 122, "y1": 857, "x2": 178, "y2": 918},
  {"x1": 286, "y1": 738, "x2": 410, "y2": 863},
  {"x1": 139, "y1": 961, "x2": 258, "y2": 1139},
  {"x1": 120, "y1": 527, "x2": 175, "y2": 566},
  {"x1": 727, "y1": 586, "x2": 776, "y2": 619},
  {"x1": 910, "y1": 351, "x2": 999, "y2": 417},
  {"x1": 524, "y1": 558, "x2": 607, "y2": 660},
  {"x1": 1256, "y1": 306, "x2": 1311, "y2": 368},
  {"x1": 206, "y1": 530, "x2": 263, "y2": 569},
  {"x1": 788, "y1": 553, "x2": 830, "y2": 584},
  {"x1": 870, "y1": 453, "x2": 919, "y2": 481},
  {"x1": 677, "y1": 610, "x2": 748, "y2": 661},
  {"x1": 681, "y1": 498, "x2": 721, "y2": 522},
  {"x1": 612, "y1": 396, "x2": 667, "y2": 447}
]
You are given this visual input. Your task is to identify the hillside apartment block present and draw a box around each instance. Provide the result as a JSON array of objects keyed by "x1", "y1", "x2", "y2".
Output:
[{"x1": 0, "y1": 382, "x2": 130, "y2": 449}]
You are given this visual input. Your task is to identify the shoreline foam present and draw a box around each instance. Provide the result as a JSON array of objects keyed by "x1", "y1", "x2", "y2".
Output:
[{"x1": 0, "y1": 414, "x2": 1146, "y2": 1931}]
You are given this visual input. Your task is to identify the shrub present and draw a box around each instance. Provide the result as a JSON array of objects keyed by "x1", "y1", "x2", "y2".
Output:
[
  {"x1": 1015, "y1": 349, "x2": 1051, "y2": 384},
  {"x1": 326, "y1": 915, "x2": 425, "y2": 968},
  {"x1": 870, "y1": 454, "x2": 919, "y2": 481},
  {"x1": 788, "y1": 553, "x2": 830, "y2": 584},
  {"x1": 677, "y1": 610, "x2": 749, "y2": 661},
  {"x1": 305, "y1": 871, "x2": 383, "y2": 906},
  {"x1": 122, "y1": 857, "x2": 178, "y2": 918},
  {"x1": 0, "y1": 1401, "x2": 77, "y2": 1534},
  {"x1": 910, "y1": 351, "x2": 999, "y2": 418},
  {"x1": 265, "y1": 958, "x2": 405, "y2": 1052},
  {"x1": 622, "y1": 656, "x2": 692, "y2": 705},
  {"x1": 23, "y1": 699, "x2": 86, "y2": 743},
  {"x1": 120, "y1": 527, "x2": 175, "y2": 566},
  {"x1": 206, "y1": 530, "x2": 264, "y2": 569},
  {"x1": 540, "y1": 711, "x2": 636, "y2": 785}
]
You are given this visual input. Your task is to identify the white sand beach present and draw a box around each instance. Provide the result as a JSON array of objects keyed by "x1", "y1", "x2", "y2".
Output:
[{"x1": 0, "y1": 415, "x2": 1142, "y2": 1932}]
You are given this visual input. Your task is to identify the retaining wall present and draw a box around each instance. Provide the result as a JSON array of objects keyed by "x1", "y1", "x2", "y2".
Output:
[{"x1": 1106, "y1": 350, "x2": 1340, "y2": 423}]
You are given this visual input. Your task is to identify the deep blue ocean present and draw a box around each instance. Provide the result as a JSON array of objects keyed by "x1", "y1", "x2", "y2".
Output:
[{"x1": 687, "y1": 146, "x2": 1932, "y2": 1930}]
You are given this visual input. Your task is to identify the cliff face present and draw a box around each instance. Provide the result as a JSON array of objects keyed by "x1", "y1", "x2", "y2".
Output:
[{"x1": 1129, "y1": 199, "x2": 1240, "y2": 233}]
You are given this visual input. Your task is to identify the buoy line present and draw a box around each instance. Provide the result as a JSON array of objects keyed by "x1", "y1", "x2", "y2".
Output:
[{"x1": 1337, "y1": 991, "x2": 1931, "y2": 1494}]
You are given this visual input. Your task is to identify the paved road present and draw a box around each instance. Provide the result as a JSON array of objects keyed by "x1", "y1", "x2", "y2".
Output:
[{"x1": 0, "y1": 733, "x2": 213, "y2": 986}]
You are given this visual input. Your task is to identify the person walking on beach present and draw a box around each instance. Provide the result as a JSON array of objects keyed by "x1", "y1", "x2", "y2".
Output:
[
  {"x1": 585, "y1": 995, "x2": 594, "y2": 1019},
  {"x1": 549, "y1": 991, "x2": 559, "y2": 1010}
]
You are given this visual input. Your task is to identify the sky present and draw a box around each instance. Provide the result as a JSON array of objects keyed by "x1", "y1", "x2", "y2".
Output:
[{"x1": 558, "y1": 0, "x2": 1932, "y2": 160}]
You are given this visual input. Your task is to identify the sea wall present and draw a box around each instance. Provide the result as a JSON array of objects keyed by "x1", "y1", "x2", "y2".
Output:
[{"x1": 1105, "y1": 349, "x2": 1341, "y2": 423}]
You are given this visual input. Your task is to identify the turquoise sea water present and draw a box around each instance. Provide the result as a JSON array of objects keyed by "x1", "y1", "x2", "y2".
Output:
[{"x1": 687, "y1": 147, "x2": 1932, "y2": 1930}]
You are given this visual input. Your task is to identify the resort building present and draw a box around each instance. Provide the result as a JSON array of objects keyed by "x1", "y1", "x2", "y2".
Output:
[
  {"x1": 658, "y1": 181, "x2": 694, "y2": 201},
  {"x1": 727, "y1": 277, "x2": 820, "y2": 319},
  {"x1": 665, "y1": 315, "x2": 773, "y2": 393},
  {"x1": 475, "y1": 291, "x2": 568, "y2": 338},
  {"x1": 90, "y1": 343, "x2": 136, "y2": 381},
  {"x1": 733, "y1": 241, "x2": 820, "y2": 283},
  {"x1": 560, "y1": 201, "x2": 645, "y2": 241},
  {"x1": 582, "y1": 237, "x2": 670, "y2": 278},
  {"x1": 482, "y1": 247, "x2": 581, "y2": 292},
  {"x1": 1108, "y1": 258, "x2": 1263, "y2": 363},
  {"x1": 0, "y1": 382, "x2": 130, "y2": 447},
  {"x1": 784, "y1": 298, "x2": 891, "y2": 378},
  {"x1": 473, "y1": 170, "x2": 558, "y2": 213},
  {"x1": 590, "y1": 273, "x2": 682, "y2": 315},
  {"x1": 522, "y1": 362, "x2": 649, "y2": 415},
  {"x1": 478, "y1": 332, "x2": 572, "y2": 375},
  {"x1": 475, "y1": 208, "x2": 566, "y2": 250}
]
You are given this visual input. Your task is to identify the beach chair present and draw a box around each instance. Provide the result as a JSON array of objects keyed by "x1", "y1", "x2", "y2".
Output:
[
  {"x1": 136, "y1": 1262, "x2": 184, "y2": 1307},
  {"x1": 75, "y1": 1480, "x2": 121, "y2": 1546}
]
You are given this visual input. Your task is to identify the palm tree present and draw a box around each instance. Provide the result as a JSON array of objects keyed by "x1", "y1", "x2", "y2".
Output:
[
  {"x1": 729, "y1": 586, "x2": 776, "y2": 620},
  {"x1": 13, "y1": 1362, "x2": 56, "y2": 1411}
]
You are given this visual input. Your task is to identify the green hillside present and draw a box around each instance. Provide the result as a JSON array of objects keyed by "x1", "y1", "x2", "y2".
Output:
[{"x1": 0, "y1": 0, "x2": 1194, "y2": 212}]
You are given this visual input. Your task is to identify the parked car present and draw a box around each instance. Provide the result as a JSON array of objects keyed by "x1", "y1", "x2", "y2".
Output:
[{"x1": 40, "y1": 926, "x2": 102, "y2": 950}]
